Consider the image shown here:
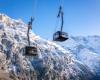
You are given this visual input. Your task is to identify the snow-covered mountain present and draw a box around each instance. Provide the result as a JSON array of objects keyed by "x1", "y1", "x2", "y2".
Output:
[
  {"x1": 56, "y1": 36, "x2": 100, "y2": 79},
  {"x1": 0, "y1": 13, "x2": 99, "y2": 80}
]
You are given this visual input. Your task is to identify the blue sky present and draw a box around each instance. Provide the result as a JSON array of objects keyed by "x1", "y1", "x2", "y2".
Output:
[{"x1": 0, "y1": 0, "x2": 100, "y2": 39}]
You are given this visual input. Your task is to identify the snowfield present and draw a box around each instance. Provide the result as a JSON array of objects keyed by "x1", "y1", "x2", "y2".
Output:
[
  {"x1": 56, "y1": 36, "x2": 100, "y2": 79},
  {"x1": 0, "y1": 13, "x2": 99, "y2": 80}
]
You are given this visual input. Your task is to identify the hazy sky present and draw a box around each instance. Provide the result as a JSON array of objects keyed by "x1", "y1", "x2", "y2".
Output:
[{"x1": 0, "y1": 0, "x2": 100, "y2": 39}]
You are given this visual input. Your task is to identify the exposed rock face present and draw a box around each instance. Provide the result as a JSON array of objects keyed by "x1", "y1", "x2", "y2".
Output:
[{"x1": 0, "y1": 14, "x2": 96, "y2": 80}]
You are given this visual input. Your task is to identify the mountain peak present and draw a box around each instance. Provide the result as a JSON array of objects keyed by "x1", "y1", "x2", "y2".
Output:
[{"x1": 0, "y1": 13, "x2": 25, "y2": 28}]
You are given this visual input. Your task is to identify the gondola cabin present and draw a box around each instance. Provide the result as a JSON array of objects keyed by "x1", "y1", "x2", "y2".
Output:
[
  {"x1": 53, "y1": 31, "x2": 68, "y2": 41},
  {"x1": 25, "y1": 46, "x2": 38, "y2": 56}
]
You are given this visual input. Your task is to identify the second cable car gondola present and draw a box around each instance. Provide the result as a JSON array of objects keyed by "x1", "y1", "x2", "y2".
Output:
[
  {"x1": 25, "y1": 17, "x2": 38, "y2": 56},
  {"x1": 53, "y1": 6, "x2": 68, "y2": 42}
]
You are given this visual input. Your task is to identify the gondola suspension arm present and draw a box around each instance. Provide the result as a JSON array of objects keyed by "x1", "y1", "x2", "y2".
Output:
[
  {"x1": 27, "y1": 17, "x2": 34, "y2": 46},
  {"x1": 57, "y1": 6, "x2": 64, "y2": 33}
]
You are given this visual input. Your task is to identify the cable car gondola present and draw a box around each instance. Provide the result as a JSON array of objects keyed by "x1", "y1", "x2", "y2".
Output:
[
  {"x1": 53, "y1": 31, "x2": 68, "y2": 41},
  {"x1": 25, "y1": 46, "x2": 37, "y2": 56},
  {"x1": 53, "y1": 6, "x2": 68, "y2": 42},
  {"x1": 25, "y1": 17, "x2": 38, "y2": 56}
]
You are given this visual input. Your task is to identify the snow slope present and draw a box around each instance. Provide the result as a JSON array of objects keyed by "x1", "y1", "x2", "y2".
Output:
[
  {"x1": 56, "y1": 36, "x2": 100, "y2": 79},
  {"x1": 0, "y1": 13, "x2": 97, "y2": 80}
]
